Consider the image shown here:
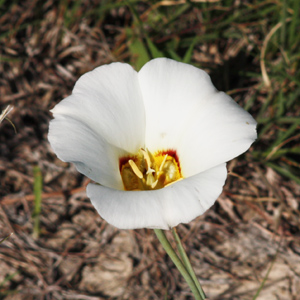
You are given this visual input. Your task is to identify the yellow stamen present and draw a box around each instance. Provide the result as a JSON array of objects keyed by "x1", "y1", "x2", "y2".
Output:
[
  {"x1": 141, "y1": 148, "x2": 151, "y2": 167},
  {"x1": 141, "y1": 148, "x2": 155, "y2": 175},
  {"x1": 120, "y1": 149, "x2": 182, "y2": 191},
  {"x1": 128, "y1": 160, "x2": 143, "y2": 179},
  {"x1": 159, "y1": 154, "x2": 168, "y2": 172}
]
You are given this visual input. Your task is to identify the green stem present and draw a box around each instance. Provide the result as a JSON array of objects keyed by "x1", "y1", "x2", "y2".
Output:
[
  {"x1": 154, "y1": 229, "x2": 204, "y2": 300},
  {"x1": 172, "y1": 228, "x2": 206, "y2": 299}
]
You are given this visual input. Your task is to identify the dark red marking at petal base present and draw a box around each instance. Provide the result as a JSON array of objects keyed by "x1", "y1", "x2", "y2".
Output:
[
  {"x1": 119, "y1": 156, "x2": 134, "y2": 172},
  {"x1": 155, "y1": 149, "x2": 181, "y2": 174}
]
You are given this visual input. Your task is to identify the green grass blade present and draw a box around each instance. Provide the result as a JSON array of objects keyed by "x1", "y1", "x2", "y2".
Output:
[
  {"x1": 128, "y1": 36, "x2": 150, "y2": 71},
  {"x1": 266, "y1": 162, "x2": 300, "y2": 185},
  {"x1": 0, "y1": 233, "x2": 13, "y2": 244},
  {"x1": 252, "y1": 241, "x2": 281, "y2": 300},
  {"x1": 280, "y1": 0, "x2": 287, "y2": 49},
  {"x1": 270, "y1": 121, "x2": 300, "y2": 149},
  {"x1": 32, "y1": 166, "x2": 42, "y2": 239},
  {"x1": 0, "y1": 272, "x2": 19, "y2": 289},
  {"x1": 145, "y1": 37, "x2": 164, "y2": 58},
  {"x1": 183, "y1": 36, "x2": 198, "y2": 64},
  {"x1": 288, "y1": 0, "x2": 300, "y2": 47},
  {"x1": 167, "y1": 49, "x2": 182, "y2": 61}
]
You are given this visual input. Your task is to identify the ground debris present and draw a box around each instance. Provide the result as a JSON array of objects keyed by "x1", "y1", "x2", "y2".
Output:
[{"x1": 1, "y1": 0, "x2": 300, "y2": 299}]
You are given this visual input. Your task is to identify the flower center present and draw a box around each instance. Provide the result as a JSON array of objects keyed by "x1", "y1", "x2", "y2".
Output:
[{"x1": 120, "y1": 149, "x2": 183, "y2": 191}]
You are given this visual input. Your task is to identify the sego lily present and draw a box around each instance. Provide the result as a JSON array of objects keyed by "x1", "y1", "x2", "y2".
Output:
[{"x1": 48, "y1": 58, "x2": 257, "y2": 230}]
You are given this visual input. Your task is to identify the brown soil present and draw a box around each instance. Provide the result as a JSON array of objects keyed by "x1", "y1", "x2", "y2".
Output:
[{"x1": 1, "y1": 1, "x2": 300, "y2": 299}]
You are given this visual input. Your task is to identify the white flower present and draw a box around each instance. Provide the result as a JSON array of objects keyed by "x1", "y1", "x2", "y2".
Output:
[{"x1": 48, "y1": 58, "x2": 257, "y2": 230}]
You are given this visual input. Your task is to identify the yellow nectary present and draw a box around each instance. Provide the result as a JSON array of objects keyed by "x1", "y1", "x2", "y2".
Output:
[{"x1": 120, "y1": 149, "x2": 182, "y2": 191}]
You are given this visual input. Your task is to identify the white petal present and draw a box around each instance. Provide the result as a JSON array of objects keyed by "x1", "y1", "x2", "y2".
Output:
[
  {"x1": 138, "y1": 58, "x2": 256, "y2": 177},
  {"x1": 178, "y1": 92, "x2": 257, "y2": 176},
  {"x1": 87, "y1": 163, "x2": 227, "y2": 229},
  {"x1": 49, "y1": 114, "x2": 126, "y2": 189},
  {"x1": 51, "y1": 62, "x2": 145, "y2": 154},
  {"x1": 138, "y1": 58, "x2": 217, "y2": 152}
]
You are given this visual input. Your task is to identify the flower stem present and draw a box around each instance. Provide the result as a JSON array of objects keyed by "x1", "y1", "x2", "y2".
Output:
[
  {"x1": 154, "y1": 229, "x2": 204, "y2": 300},
  {"x1": 172, "y1": 228, "x2": 206, "y2": 299}
]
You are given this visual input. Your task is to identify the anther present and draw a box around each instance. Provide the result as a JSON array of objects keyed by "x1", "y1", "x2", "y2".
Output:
[
  {"x1": 151, "y1": 180, "x2": 158, "y2": 189},
  {"x1": 159, "y1": 154, "x2": 168, "y2": 172},
  {"x1": 128, "y1": 160, "x2": 143, "y2": 179},
  {"x1": 141, "y1": 148, "x2": 155, "y2": 175}
]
